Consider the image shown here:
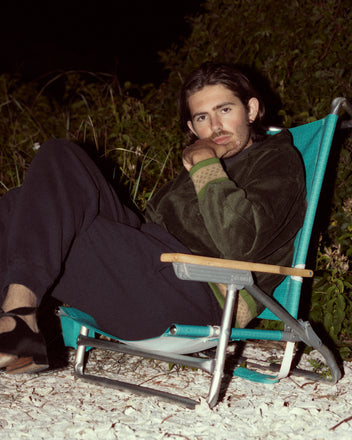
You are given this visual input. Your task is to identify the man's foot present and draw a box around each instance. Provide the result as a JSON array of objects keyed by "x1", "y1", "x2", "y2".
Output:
[
  {"x1": 0, "y1": 315, "x2": 18, "y2": 367},
  {"x1": 0, "y1": 285, "x2": 48, "y2": 373}
]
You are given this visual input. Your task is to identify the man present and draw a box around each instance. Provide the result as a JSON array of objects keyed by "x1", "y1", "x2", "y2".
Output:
[
  {"x1": 0, "y1": 62, "x2": 306, "y2": 373},
  {"x1": 146, "y1": 62, "x2": 306, "y2": 325}
]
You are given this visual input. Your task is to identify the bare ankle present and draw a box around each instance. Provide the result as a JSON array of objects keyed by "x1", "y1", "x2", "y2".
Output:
[
  {"x1": 1, "y1": 284, "x2": 39, "y2": 333},
  {"x1": 2, "y1": 284, "x2": 37, "y2": 311}
]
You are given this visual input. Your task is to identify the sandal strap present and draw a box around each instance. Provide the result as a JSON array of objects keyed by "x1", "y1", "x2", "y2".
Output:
[{"x1": 0, "y1": 307, "x2": 37, "y2": 316}]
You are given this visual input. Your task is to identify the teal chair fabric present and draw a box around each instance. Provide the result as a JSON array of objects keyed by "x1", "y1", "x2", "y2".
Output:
[{"x1": 260, "y1": 113, "x2": 338, "y2": 320}]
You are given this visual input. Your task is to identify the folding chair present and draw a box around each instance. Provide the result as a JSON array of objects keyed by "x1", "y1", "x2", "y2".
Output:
[{"x1": 58, "y1": 97, "x2": 351, "y2": 409}]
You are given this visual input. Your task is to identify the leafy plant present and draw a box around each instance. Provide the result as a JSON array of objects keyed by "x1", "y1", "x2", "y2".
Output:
[{"x1": 308, "y1": 357, "x2": 333, "y2": 378}]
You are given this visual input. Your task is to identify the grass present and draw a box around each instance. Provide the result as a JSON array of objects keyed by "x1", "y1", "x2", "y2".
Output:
[{"x1": 0, "y1": 72, "x2": 183, "y2": 210}]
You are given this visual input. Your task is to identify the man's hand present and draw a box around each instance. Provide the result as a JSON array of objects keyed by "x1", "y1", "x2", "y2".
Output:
[{"x1": 182, "y1": 139, "x2": 227, "y2": 172}]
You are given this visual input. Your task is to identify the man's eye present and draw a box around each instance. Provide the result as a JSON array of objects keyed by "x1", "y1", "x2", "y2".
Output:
[
  {"x1": 221, "y1": 107, "x2": 231, "y2": 114},
  {"x1": 196, "y1": 115, "x2": 206, "y2": 122}
]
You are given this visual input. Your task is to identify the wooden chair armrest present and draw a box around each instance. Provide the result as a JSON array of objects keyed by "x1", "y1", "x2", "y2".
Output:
[{"x1": 160, "y1": 253, "x2": 313, "y2": 278}]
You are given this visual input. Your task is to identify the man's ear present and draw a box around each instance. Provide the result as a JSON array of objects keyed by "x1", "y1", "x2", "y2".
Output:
[
  {"x1": 247, "y1": 97, "x2": 259, "y2": 123},
  {"x1": 187, "y1": 120, "x2": 198, "y2": 138}
]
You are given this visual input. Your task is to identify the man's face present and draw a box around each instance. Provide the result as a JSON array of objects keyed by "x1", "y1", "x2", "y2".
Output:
[{"x1": 187, "y1": 84, "x2": 259, "y2": 159}]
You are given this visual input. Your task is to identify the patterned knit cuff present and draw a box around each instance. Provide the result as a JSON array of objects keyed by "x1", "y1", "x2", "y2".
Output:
[{"x1": 189, "y1": 158, "x2": 228, "y2": 196}]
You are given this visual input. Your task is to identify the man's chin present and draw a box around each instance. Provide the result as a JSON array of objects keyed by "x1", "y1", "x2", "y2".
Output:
[{"x1": 223, "y1": 140, "x2": 253, "y2": 159}]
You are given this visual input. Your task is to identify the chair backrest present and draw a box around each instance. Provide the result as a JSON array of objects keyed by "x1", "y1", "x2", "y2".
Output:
[{"x1": 259, "y1": 113, "x2": 338, "y2": 320}]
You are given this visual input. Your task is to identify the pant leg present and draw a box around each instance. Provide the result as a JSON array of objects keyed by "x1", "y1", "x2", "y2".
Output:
[
  {"x1": 54, "y1": 219, "x2": 222, "y2": 340},
  {"x1": 0, "y1": 139, "x2": 222, "y2": 339},
  {"x1": 0, "y1": 188, "x2": 21, "y2": 292},
  {"x1": 0, "y1": 139, "x2": 141, "y2": 302}
]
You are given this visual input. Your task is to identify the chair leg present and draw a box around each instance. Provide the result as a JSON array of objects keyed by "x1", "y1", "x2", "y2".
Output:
[
  {"x1": 207, "y1": 284, "x2": 238, "y2": 408},
  {"x1": 246, "y1": 285, "x2": 342, "y2": 382},
  {"x1": 74, "y1": 326, "x2": 89, "y2": 375}
]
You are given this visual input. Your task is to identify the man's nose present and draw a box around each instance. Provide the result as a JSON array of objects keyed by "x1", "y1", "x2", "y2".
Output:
[{"x1": 210, "y1": 114, "x2": 222, "y2": 131}]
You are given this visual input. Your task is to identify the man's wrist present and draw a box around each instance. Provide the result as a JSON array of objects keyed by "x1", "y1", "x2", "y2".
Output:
[
  {"x1": 189, "y1": 157, "x2": 221, "y2": 176},
  {"x1": 189, "y1": 158, "x2": 228, "y2": 195}
]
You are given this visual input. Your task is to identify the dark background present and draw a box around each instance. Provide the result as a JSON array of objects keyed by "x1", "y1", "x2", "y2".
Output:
[{"x1": 1, "y1": 1, "x2": 203, "y2": 84}]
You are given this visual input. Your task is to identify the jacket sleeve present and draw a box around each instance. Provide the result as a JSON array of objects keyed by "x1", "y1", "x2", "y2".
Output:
[{"x1": 189, "y1": 141, "x2": 306, "y2": 261}]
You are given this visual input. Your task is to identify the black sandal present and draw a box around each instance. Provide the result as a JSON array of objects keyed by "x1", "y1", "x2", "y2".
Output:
[{"x1": 0, "y1": 307, "x2": 48, "y2": 374}]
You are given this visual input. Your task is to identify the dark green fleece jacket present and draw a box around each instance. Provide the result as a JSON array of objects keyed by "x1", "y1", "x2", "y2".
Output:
[{"x1": 145, "y1": 130, "x2": 306, "y2": 313}]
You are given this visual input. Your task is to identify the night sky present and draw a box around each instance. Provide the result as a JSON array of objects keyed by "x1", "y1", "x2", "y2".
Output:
[{"x1": 1, "y1": 1, "x2": 203, "y2": 84}]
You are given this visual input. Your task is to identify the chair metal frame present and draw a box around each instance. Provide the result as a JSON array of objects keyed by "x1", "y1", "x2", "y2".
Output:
[{"x1": 58, "y1": 97, "x2": 351, "y2": 408}]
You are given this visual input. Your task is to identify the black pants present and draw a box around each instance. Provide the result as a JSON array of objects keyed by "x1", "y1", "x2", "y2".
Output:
[{"x1": 0, "y1": 140, "x2": 221, "y2": 340}]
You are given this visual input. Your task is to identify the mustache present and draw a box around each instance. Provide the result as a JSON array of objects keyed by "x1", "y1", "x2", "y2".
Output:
[{"x1": 210, "y1": 130, "x2": 232, "y2": 140}]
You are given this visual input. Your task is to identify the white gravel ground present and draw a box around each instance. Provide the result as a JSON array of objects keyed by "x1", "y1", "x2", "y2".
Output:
[{"x1": 0, "y1": 342, "x2": 351, "y2": 440}]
